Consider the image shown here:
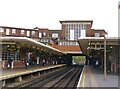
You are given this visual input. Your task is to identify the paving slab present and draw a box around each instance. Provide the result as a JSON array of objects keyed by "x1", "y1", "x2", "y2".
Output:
[{"x1": 79, "y1": 65, "x2": 119, "y2": 88}]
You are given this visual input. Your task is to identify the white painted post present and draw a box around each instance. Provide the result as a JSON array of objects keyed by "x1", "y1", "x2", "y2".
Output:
[
  {"x1": 11, "y1": 61, "x2": 14, "y2": 69},
  {"x1": 37, "y1": 57, "x2": 39, "y2": 65},
  {"x1": 2, "y1": 80, "x2": 5, "y2": 87},
  {"x1": 2, "y1": 61, "x2": 5, "y2": 68}
]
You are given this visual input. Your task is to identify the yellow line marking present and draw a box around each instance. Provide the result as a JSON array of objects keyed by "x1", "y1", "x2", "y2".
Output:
[
  {"x1": 81, "y1": 66, "x2": 99, "y2": 88},
  {"x1": 88, "y1": 67, "x2": 98, "y2": 87},
  {"x1": 82, "y1": 67, "x2": 86, "y2": 89}
]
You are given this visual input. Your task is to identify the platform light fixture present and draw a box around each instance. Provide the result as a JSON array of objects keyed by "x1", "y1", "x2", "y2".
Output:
[
  {"x1": 7, "y1": 45, "x2": 9, "y2": 47},
  {"x1": 32, "y1": 46, "x2": 35, "y2": 49},
  {"x1": 37, "y1": 48, "x2": 39, "y2": 50},
  {"x1": 110, "y1": 46, "x2": 112, "y2": 49}
]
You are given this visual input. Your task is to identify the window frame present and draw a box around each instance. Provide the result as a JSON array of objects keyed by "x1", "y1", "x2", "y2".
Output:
[
  {"x1": 0, "y1": 27, "x2": 4, "y2": 32},
  {"x1": 32, "y1": 31, "x2": 35, "y2": 36},
  {"x1": 52, "y1": 33, "x2": 58, "y2": 38},
  {"x1": 21, "y1": 30, "x2": 25, "y2": 34},
  {"x1": 12, "y1": 29, "x2": 16, "y2": 33}
]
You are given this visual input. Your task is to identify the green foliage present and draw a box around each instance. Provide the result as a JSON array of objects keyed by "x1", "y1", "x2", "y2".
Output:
[{"x1": 72, "y1": 56, "x2": 86, "y2": 64}]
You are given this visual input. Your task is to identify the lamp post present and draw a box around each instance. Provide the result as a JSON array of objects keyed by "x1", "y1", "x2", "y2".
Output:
[{"x1": 104, "y1": 36, "x2": 107, "y2": 80}]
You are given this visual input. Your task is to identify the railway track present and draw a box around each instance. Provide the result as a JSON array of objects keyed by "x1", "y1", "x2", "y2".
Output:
[
  {"x1": 6, "y1": 65, "x2": 83, "y2": 89},
  {"x1": 45, "y1": 66, "x2": 82, "y2": 89}
]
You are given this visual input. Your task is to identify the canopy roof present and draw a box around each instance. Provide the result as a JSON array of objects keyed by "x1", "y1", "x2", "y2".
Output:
[
  {"x1": 0, "y1": 37, "x2": 65, "y2": 55},
  {"x1": 78, "y1": 37, "x2": 119, "y2": 55}
]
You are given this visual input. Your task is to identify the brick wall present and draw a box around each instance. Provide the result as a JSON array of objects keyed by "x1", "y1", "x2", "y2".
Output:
[
  {"x1": 61, "y1": 25, "x2": 66, "y2": 38},
  {"x1": 54, "y1": 45, "x2": 81, "y2": 52}
]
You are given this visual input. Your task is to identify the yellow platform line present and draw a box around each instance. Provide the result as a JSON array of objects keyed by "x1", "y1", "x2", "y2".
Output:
[
  {"x1": 88, "y1": 67, "x2": 98, "y2": 87},
  {"x1": 82, "y1": 66, "x2": 86, "y2": 89},
  {"x1": 81, "y1": 66, "x2": 99, "y2": 88}
]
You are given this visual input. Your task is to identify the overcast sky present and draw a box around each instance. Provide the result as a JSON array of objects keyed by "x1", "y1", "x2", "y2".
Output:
[{"x1": 0, "y1": 0, "x2": 119, "y2": 37}]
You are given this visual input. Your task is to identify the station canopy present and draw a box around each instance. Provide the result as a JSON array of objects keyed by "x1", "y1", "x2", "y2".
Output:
[
  {"x1": 77, "y1": 37, "x2": 119, "y2": 55},
  {"x1": 0, "y1": 37, "x2": 65, "y2": 55}
]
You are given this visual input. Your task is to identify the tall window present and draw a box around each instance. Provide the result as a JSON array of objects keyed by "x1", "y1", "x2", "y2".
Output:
[
  {"x1": 70, "y1": 29, "x2": 74, "y2": 40},
  {"x1": 39, "y1": 32, "x2": 42, "y2": 38},
  {"x1": 32, "y1": 31, "x2": 35, "y2": 36},
  {"x1": 65, "y1": 23, "x2": 86, "y2": 40},
  {"x1": 6, "y1": 29, "x2": 10, "y2": 35},
  {"x1": 0, "y1": 27, "x2": 4, "y2": 32},
  {"x1": 27, "y1": 31, "x2": 30, "y2": 37},
  {"x1": 66, "y1": 24, "x2": 83, "y2": 40},
  {"x1": 81, "y1": 29, "x2": 86, "y2": 37},
  {"x1": 77, "y1": 24, "x2": 81, "y2": 38},
  {"x1": 12, "y1": 29, "x2": 16, "y2": 33},
  {"x1": 21, "y1": 30, "x2": 25, "y2": 34},
  {"x1": 43, "y1": 32, "x2": 46, "y2": 36}
]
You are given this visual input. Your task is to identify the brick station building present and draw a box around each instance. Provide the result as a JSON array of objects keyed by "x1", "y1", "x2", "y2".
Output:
[{"x1": 0, "y1": 20, "x2": 107, "y2": 68}]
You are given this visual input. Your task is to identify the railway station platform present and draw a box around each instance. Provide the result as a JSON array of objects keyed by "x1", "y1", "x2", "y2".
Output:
[
  {"x1": 77, "y1": 65, "x2": 119, "y2": 88},
  {"x1": 0, "y1": 64, "x2": 66, "y2": 87},
  {"x1": 0, "y1": 64, "x2": 66, "y2": 80}
]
